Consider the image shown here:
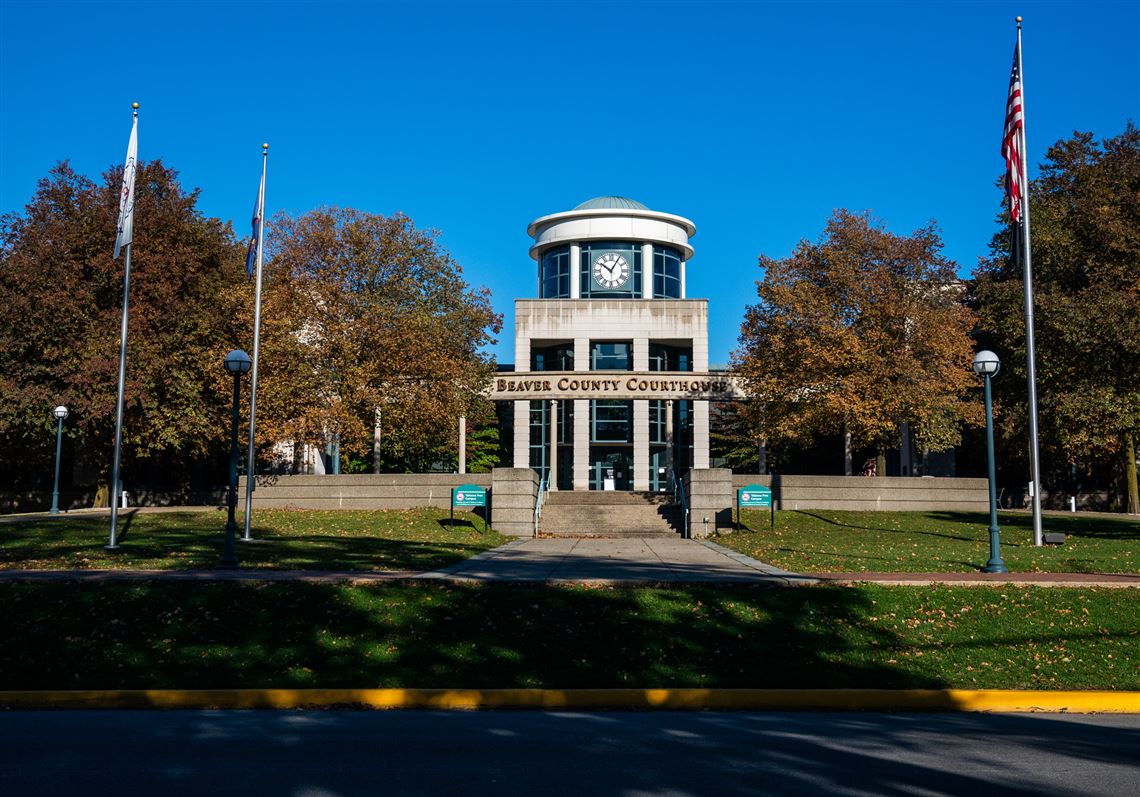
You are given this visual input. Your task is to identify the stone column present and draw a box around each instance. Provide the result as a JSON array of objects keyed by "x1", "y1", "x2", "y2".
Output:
[
  {"x1": 573, "y1": 337, "x2": 590, "y2": 490},
  {"x1": 641, "y1": 243, "x2": 653, "y2": 298},
  {"x1": 569, "y1": 244, "x2": 581, "y2": 299},
  {"x1": 513, "y1": 401, "x2": 529, "y2": 468},
  {"x1": 665, "y1": 399, "x2": 675, "y2": 485},
  {"x1": 633, "y1": 337, "x2": 649, "y2": 491},
  {"x1": 548, "y1": 400, "x2": 559, "y2": 490}
]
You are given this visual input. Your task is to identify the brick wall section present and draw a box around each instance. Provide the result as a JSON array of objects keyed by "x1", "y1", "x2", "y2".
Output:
[
  {"x1": 490, "y1": 468, "x2": 540, "y2": 536},
  {"x1": 684, "y1": 468, "x2": 734, "y2": 537},
  {"x1": 238, "y1": 474, "x2": 491, "y2": 511},
  {"x1": 730, "y1": 475, "x2": 988, "y2": 512}
]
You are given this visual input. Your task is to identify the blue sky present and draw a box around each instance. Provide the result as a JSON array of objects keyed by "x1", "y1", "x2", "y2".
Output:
[{"x1": 1, "y1": 1, "x2": 1136, "y2": 366}]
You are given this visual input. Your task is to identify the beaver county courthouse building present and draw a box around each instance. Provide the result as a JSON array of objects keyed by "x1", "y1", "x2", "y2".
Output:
[{"x1": 491, "y1": 196, "x2": 741, "y2": 492}]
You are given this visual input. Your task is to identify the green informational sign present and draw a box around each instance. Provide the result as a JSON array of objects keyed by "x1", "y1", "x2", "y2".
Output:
[
  {"x1": 452, "y1": 484, "x2": 487, "y2": 507},
  {"x1": 738, "y1": 484, "x2": 772, "y2": 508}
]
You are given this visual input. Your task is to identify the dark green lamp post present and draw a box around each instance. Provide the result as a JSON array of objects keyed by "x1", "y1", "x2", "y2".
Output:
[
  {"x1": 973, "y1": 349, "x2": 1008, "y2": 574},
  {"x1": 50, "y1": 405, "x2": 68, "y2": 515},
  {"x1": 219, "y1": 349, "x2": 251, "y2": 569}
]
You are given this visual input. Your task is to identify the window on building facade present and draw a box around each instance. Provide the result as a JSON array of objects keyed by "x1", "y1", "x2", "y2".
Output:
[
  {"x1": 541, "y1": 246, "x2": 571, "y2": 298},
  {"x1": 648, "y1": 344, "x2": 692, "y2": 372},
  {"x1": 532, "y1": 344, "x2": 574, "y2": 372},
  {"x1": 591, "y1": 341, "x2": 633, "y2": 371},
  {"x1": 652, "y1": 246, "x2": 682, "y2": 298},
  {"x1": 591, "y1": 400, "x2": 632, "y2": 443}
]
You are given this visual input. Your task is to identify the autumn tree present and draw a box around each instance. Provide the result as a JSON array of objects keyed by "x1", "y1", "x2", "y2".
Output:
[
  {"x1": 0, "y1": 161, "x2": 248, "y2": 496},
  {"x1": 734, "y1": 210, "x2": 980, "y2": 472},
  {"x1": 973, "y1": 124, "x2": 1140, "y2": 513},
  {"x1": 255, "y1": 207, "x2": 501, "y2": 472}
]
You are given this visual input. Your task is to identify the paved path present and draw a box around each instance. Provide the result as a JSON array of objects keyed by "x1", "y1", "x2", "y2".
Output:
[
  {"x1": 2, "y1": 710, "x2": 1137, "y2": 796},
  {"x1": 419, "y1": 538, "x2": 814, "y2": 584}
]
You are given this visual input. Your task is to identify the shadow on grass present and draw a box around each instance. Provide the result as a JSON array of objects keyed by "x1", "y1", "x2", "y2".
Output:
[
  {"x1": 0, "y1": 511, "x2": 501, "y2": 572},
  {"x1": 928, "y1": 511, "x2": 1140, "y2": 542},
  {"x1": 0, "y1": 581, "x2": 946, "y2": 692}
]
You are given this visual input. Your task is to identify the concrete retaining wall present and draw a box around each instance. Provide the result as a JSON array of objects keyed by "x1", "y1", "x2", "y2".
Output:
[
  {"x1": 238, "y1": 474, "x2": 491, "y2": 511},
  {"x1": 490, "y1": 468, "x2": 540, "y2": 537},
  {"x1": 731, "y1": 475, "x2": 988, "y2": 512}
]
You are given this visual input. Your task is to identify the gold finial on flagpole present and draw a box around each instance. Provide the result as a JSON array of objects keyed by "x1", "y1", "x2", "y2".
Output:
[
  {"x1": 132, "y1": 102, "x2": 139, "y2": 110},
  {"x1": 1016, "y1": 16, "x2": 1022, "y2": 25},
  {"x1": 262, "y1": 143, "x2": 269, "y2": 153}
]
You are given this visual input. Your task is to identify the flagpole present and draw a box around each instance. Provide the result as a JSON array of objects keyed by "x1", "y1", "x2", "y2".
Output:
[
  {"x1": 1016, "y1": 17, "x2": 1044, "y2": 547},
  {"x1": 107, "y1": 102, "x2": 139, "y2": 550},
  {"x1": 242, "y1": 143, "x2": 268, "y2": 542}
]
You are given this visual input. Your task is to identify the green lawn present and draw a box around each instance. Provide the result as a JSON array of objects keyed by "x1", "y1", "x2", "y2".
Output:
[
  {"x1": 0, "y1": 582, "x2": 1134, "y2": 691},
  {"x1": 0, "y1": 509, "x2": 506, "y2": 572},
  {"x1": 720, "y1": 510, "x2": 1139, "y2": 574}
]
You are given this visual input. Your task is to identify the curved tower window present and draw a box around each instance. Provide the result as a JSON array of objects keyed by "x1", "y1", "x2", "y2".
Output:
[
  {"x1": 652, "y1": 246, "x2": 682, "y2": 298},
  {"x1": 580, "y1": 242, "x2": 642, "y2": 298},
  {"x1": 541, "y1": 246, "x2": 572, "y2": 298}
]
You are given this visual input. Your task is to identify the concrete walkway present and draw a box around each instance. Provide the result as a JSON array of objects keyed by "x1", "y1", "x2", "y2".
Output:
[{"x1": 420, "y1": 538, "x2": 819, "y2": 585}]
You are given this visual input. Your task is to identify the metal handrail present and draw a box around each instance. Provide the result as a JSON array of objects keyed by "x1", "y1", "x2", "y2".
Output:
[
  {"x1": 533, "y1": 474, "x2": 549, "y2": 537},
  {"x1": 672, "y1": 471, "x2": 690, "y2": 539}
]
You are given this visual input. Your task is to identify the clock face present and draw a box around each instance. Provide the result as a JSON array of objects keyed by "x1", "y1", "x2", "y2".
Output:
[{"x1": 592, "y1": 252, "x2": 630, "y2": 289}]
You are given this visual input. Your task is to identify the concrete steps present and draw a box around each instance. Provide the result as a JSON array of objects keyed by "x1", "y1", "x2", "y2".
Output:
[{"x1": 539, "y1": 490, "x2": 683, "y2": 538}]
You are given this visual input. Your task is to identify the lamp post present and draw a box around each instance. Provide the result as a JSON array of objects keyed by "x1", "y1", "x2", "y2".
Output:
[
  {"x1": 219, "y1": 349, "x2": 251, "y2": 569},
  {"x1": 50, "y1": 405, "x2": 69, "y2": 515},
  {"x1": 973, "y1": 350, "x2": 1008, "y2": 574}
]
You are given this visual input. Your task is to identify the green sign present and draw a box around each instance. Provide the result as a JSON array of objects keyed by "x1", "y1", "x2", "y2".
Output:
[
  {"x1": 452, "y1": 484, "x2": 487, "y2": 507},
  {"x1": 738, "y1": 484, "x2": 772, "y2": 508}
]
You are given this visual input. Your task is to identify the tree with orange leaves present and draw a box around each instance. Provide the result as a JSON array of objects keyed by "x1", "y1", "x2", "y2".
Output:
[{"x1": 734, "y1": 210, "x2": 980, "y2": 473}]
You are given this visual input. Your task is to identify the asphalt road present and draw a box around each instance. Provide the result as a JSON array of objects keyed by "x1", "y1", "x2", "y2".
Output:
[{"x1": 3, "y1": 710, "x2": 1137, "y2": 796}]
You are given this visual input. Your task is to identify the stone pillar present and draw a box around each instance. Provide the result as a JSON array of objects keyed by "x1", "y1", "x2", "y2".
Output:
[
  {"x1": 685, "y1": 468, "x2": 733, "y2": 538},
  {"x1": 665, "y1": 399, "x2": 675, "y2": 484},
  {"x1": 633, "y1": 337, "x2": 649, "y2": 491},
  {"x1": 641, "y1": 243, "x2": 653, "y2": 298},
  {"x1": 513, "y1": 401, "x2": 529, "y2": 468},
  {"x1": 548, "y1": 400, "x2": 559, "y2": 490},
  {"x1": 693, "y1": 401, "x2": 710, "y2": 469},
  {"x1": 490, "y1": 467, "x2": 540, "y2": 537},
  {"x1": 573, "y1": 337, "x2": 590, "y2": 490},
  {"x1": 569, "y1": 244, "x2": 581, "y2": 299},
  {"x1": 680, "y1": 261, "x2": 686, "y2": 299}
]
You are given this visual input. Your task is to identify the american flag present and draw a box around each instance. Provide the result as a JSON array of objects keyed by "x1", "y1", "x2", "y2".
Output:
[{"x1": 1001, "y1": 40, "x2": 1025, "y2": 223}]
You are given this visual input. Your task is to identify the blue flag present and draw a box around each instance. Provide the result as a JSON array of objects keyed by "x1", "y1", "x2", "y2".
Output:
[{"x1": 245, "y1": 172, "x2": 264, "y2": 280}]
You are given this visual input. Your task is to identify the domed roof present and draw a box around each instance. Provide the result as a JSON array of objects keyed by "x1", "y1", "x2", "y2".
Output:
[{"x1": 573, "y1": 195, "x2": 649, "y2": 211}]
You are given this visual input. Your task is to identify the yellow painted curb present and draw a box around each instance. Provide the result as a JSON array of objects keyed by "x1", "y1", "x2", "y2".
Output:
[{"x1": 1, "y1": 688, "x2": 1137, "y2": 713}]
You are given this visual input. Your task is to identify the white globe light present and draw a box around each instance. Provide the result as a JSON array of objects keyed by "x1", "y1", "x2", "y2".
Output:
[
  {"x1": 224, "y1": 349, "x2": 252, "y2": 374},
  {"x1": 53, "y1": 405, "x2": 69, "y2": 419},
  {"x1": 972, "y1": 350, "x2": 1001, "y2": 377}
]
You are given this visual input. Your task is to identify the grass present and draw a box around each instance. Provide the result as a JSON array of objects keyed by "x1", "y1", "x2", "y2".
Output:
[
  {"x1": 719, "y1": 510, "x2": 1140, "y2": 574},
  {"x1": 0, "y1": 582, "x2": 1134, "y2": 691},
  {"x1": 0, "y1": 509, "x2": 507, "y2": 572}
]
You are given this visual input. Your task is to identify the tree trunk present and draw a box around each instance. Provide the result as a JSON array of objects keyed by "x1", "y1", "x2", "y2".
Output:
[{"x1": 1125, "y1": 430, "x2": 1139, "y2": 515}]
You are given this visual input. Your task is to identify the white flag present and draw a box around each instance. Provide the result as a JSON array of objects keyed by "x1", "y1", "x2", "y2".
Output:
[{"x1": 114, "y1": 114, "x2": 138, "y2": 258}]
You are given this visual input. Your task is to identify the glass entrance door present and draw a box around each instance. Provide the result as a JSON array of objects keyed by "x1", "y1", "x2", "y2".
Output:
[{"x1": 589, "y1": 447, "x2": 633, "y2": 491}]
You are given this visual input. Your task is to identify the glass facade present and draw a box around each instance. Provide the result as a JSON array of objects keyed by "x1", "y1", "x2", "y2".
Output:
[
  {"x1": 540, "y1": 246, "x2": 572, "y2": 299},
  {"x1": 531, "y1": 343, "x2": 574, "y2": 372},
  {"x1": 591, "y1": 341, "x2": 632, "y2": 371},
  {"x1": 580, "y1": 242, "x2": 642, "y2": 298},
  {"x1": 652, "y1": 246, "x2": 682, "y2": 299},
  {"x1": 528, "y1": 343, "x2": 574, "y2": 489}
]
